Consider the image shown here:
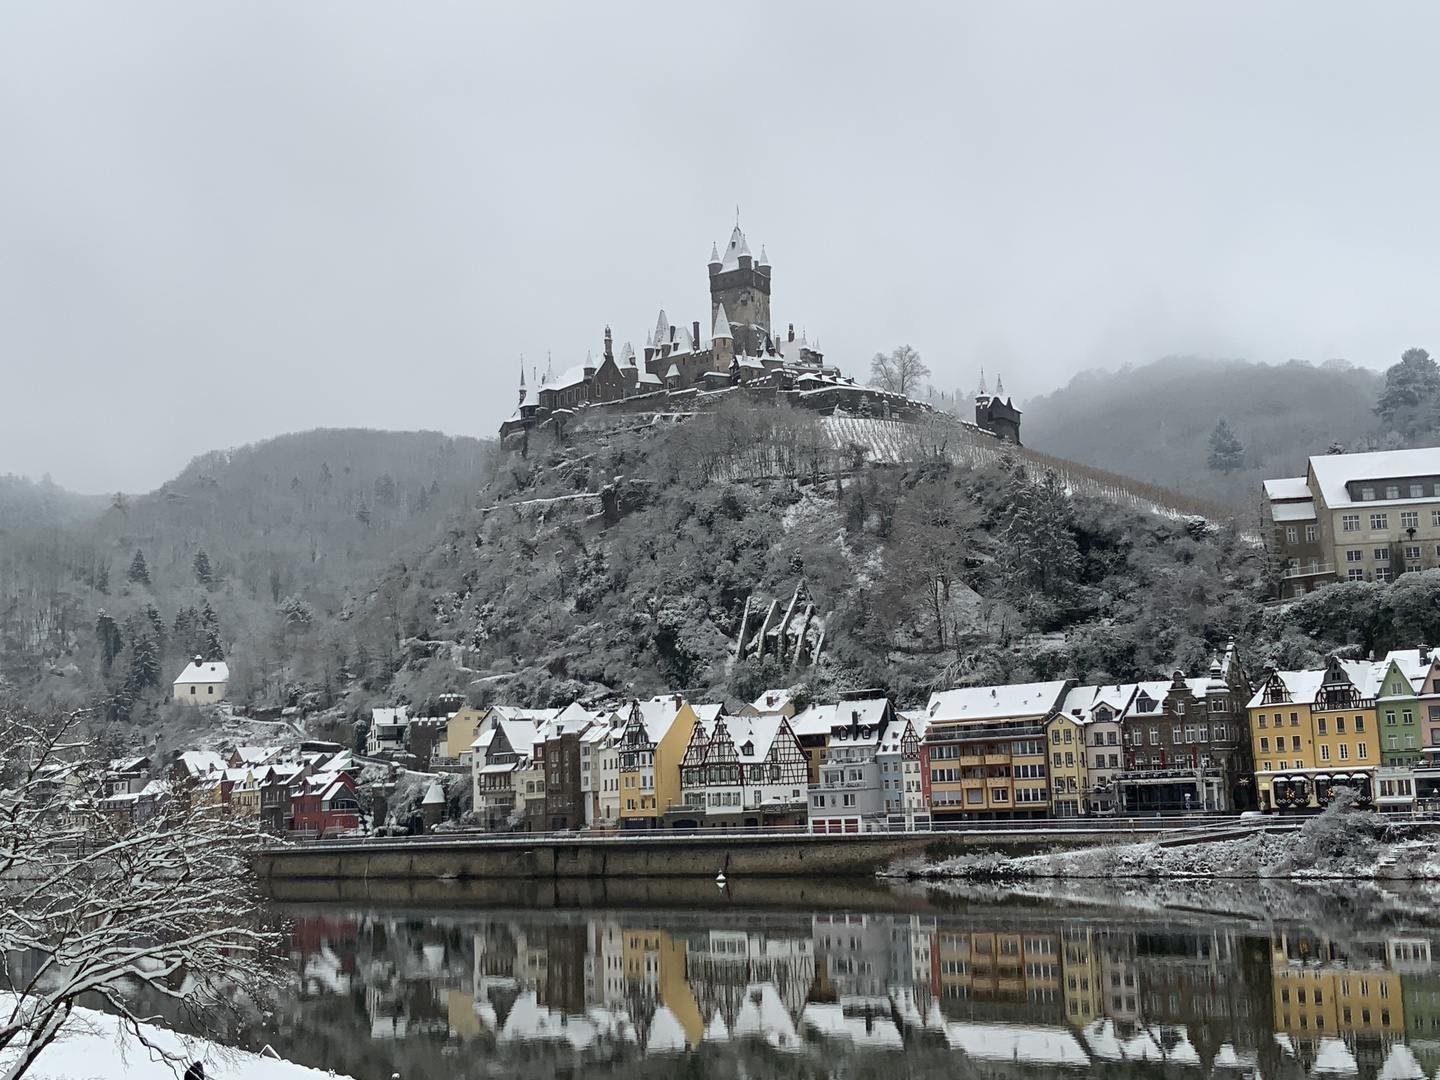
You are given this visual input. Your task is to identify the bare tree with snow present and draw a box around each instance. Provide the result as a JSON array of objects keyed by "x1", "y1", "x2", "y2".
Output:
[
  {"x1": 867, "y1": 345, "x2": 930, "y2": 397},
  {"x1": 0, "y1": 708, "x2": 279, "y2": 1080}
]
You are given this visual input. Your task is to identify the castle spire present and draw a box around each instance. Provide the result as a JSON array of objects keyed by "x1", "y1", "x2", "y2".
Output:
[
  {"x1": 712, "y1": 304, "x2": 732, "y2": 341},
  {"x1": 995, "y1": 374, "x2": 1004, "y2": 398},
  {"x1": 977, "y1": 368, "x2": 987, "y2": 397}
]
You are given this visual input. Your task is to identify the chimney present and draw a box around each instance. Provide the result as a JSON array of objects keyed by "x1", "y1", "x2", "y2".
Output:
[
  {"x1": 1422, "y1": 644, "x2": 1430, "y2": 663},
  {"x1": 604, "y1": 325, "x2": 613, "y2": 362},
  {"x1": 788, "y1": 323, "x2": 795, "y2": 343},
  {"x1": 693, "y1": 320, "x2": 701, "y2": 348}
]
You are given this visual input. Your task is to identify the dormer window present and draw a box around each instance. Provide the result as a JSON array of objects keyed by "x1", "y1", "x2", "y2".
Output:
[
  {"x1": 1387, "y1": 486, "x2": 1400, "y2": 500},
  {"x1": 1362, "y1": 487, "x2": 1375, "y2": 501},
  {"x1": 741, "y1": 741, "x2": 754, "y2": 757}
]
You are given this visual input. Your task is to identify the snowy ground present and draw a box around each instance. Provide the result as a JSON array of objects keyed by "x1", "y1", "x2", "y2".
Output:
[
  {"x1": 896, "y1": 804, "x2": 1440, "y2": 881},
  {"x1": 6, "y1": 1006, "x2": 350, "y2": 1080}
]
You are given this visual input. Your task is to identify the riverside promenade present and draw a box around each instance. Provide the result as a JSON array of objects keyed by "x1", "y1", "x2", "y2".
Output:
[{"x1": 256, "y1": 817, "x2": 1288, "y2": 887}]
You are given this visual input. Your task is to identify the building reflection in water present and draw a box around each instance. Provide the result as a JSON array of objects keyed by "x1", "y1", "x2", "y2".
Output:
[{"x1": 274, "y1": 906, "x2": 1440, "y2": 1079}]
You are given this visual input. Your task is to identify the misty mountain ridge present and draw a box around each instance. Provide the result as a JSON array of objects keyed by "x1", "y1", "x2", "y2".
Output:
[
  {"x1": 0, "y1": 474, "x2": 109, "y2": 531},
  {"x1": 1022, "y1": 355, "x2": 1386, "y2": 506}
]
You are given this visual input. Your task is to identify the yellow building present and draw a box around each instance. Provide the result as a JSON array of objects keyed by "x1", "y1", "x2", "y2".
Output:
[
  {"x1": 443, "y1": 707, "x2": 489, "y2": 759},
  {"x1": 1249, "y1": 658, "x2": 1379, "y2": 811},
  {"x1": 1045, "y1": 710, "x2": 1090, "y2": 818},
  {"x1": 617, "y1": 696, "x2": 699, "y2": 828},
  {"x1": 1061, "y1": 928, "x2": 1104, "y2": 1027},
  {"x1": 1271, "y1": 933, "x2": 1404, "y2": 1038}
]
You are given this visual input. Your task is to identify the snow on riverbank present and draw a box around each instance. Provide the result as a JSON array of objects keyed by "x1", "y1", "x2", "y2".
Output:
[
  {"x1": 900, "y1": 803, "x2": 1440, "y2": 881},
  {"x1": 9, "y1": 1005, "x2": 350, "y2": 1080}
]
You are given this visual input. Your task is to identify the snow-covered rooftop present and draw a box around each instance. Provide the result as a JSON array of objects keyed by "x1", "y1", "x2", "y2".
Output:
[
  {"x1": 1309, "y1": 446, "x2": 1440, "y2": 508},
  {"x1": 926, "y1": 681, "x2": 1070, "y2": 724},
  {"x1": 1263, "y1": 476, "x2": 1312, "y2": 502},
  {"x1": 1271, "y1": 500, "x2": 1317, "y2": 522},
  {"x1": 175, "y1": 659, "x2": 228, "y2": 684}
]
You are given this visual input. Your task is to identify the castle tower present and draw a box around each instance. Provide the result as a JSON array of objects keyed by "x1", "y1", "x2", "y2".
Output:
[
  {"x1": 711, "y1": 304, "x2": 734, "y2": 371},
  {"x1": 709, "y1": 224, "x2": 771, "y2": 357}
]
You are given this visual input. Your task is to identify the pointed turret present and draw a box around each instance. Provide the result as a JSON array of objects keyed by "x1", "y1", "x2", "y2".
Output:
[
  {"x1": 736, "y1": 231, "x2": 752, "y2": 271},
  {"x1": 712, "y1": 304, "x2": 732, "y2": 341},
  {"x1": 977, "y1": 368, "x2": 987, "y2": 399},
  {"x1": 757, "y1": 245, "x2": 770, "y2": 270},
  {"x1": 711, "y1": 304, "x2": 734, "y2": 371},
  {"x1": 583, "y1": 349, "x2": 596, "y2": 378},
  {"x1": 518, "y1": 355, "x2": 526, "y2": 405},
  {"x1": 995, "y1": 374, "x2": 1004, "y2": 397},
  {"x1": 708, "y1": 242, "x2": 722, "y2": 277}
]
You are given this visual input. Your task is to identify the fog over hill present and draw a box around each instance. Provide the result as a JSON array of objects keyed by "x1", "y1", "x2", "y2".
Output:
[{"x1": 1021, "y1": 357, "x2": 1385, "y2": 506}]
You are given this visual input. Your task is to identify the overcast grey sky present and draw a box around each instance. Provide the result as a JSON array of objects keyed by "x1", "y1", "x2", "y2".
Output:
[{"x1": 2, "y1": 2, "x2": 1437, "y2": 493}]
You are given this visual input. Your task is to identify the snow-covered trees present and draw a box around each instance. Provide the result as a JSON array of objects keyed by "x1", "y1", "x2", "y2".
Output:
[
  {"x1": 1001, "y1": 469, "x2": 1080, "y2": 607},
  {"x1": 0, "y1": 709, "x2": 277, "y2": 1080},
  {"x1": 1375, "y1": 346, "x2": 1440, "y2": 443},
  {"x1": 126, "y1": 549, "x2": 150, "y2": 587},
  {"x1": 192, "y1": 548, "x2": 213, "y2": 587},
  {"x1": 867, "y1": 345, "x2": 930, "y2": 397},
  {"x1": 1206, "y1": 417, "x2": 1245, "y2": 473}
]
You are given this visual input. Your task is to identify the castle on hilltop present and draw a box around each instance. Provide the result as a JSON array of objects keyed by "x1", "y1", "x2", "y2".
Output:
[{"x1": 500, "y1": 225, "x2": 1022, "y2": 446}]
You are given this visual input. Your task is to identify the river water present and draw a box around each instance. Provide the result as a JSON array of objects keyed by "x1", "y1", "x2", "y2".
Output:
[{"x1": 238, "y1": 877, "x2": 1440, "y2": 1079}]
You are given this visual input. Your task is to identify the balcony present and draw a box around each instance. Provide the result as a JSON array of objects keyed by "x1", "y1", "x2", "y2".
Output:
[
  {"x1": 984, "y1": 754, "x2": 1011, "y2": 765},
  {"x1": 1281, "y1": 562, "x2": 1335, "y2": 579}
]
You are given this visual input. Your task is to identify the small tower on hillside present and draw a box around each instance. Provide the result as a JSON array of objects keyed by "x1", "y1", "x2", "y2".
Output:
[{"x1": 709, "y1": 223, "x2": 772, "y2": 356}]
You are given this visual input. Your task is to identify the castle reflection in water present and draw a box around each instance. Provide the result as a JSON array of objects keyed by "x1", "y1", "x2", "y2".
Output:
[{"x1": 280, "y1": 904, "x2": 1440, "y2": 1079}]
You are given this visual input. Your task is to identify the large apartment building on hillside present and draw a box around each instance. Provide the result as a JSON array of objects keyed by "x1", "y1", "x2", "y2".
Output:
[{"x1": 1264, "y1": 446, "x2": 1440, "y2": 598}]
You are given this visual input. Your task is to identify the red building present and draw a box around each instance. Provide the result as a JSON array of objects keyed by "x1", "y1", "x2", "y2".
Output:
[{"x1": 287, "y1": 773, "x2": 361, "y2": 837}]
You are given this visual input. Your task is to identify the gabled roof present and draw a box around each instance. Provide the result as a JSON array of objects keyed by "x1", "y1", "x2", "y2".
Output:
[
  {"x1": 176, "y1": 750, "x2": 227, "y2": 778},
  {"x1": 175, "y1": 659, "x2": 228, "y2": 684},
  {"x1": 749, "y1": 688, "x2": 794, "y2": 714},
  {"x1": 1058, "y1": 684, "x2": 1138, "y2": 723},
  {"x1": 371, "y1": 706, "x2": 409, "y2": 727},
  {"x1": 926, "y1": 681, "x2": 1069, "y2": 724},
  {"x1": 787, "y1": 703, "x2": 837, "y2": 736},
  {"x1": 720, "y1": 225, "x2": 747, "y2": 272},
  {"x1": 727, "y1": 715, "x2": 788, "y2": 762}
]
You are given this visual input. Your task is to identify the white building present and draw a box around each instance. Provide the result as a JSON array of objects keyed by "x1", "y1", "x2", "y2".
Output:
[
  {"x1": 878, "y1": 715, "x2": 930, "y2": 830},
  {"x1": 172, "y1": 656, "x2": 229, "y2": 705},
  {"x1": 366, "y1": 706, "x2": 410, "y2": 756},
  {"x1": 808, "y1": 698, "x2": 895, "y2": 834}
]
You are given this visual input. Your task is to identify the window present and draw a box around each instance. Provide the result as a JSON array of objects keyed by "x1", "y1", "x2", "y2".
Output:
[
  {"x1": 1337, "y1": 716, "x2": 1346, "y2": 733},
  {"x1": 1285, "y1": 526, "x2": 1298, "y2": 544},
  {"x1": 1375, "y1": 548, "x2": 1390, "y2": 561},
  {"x1": 1260, "y1": 737, "x2": 1270, "y2": 753},
  {"x1": 1051, "y1": 730, "x2": 1060, "y2": 744},
  {"x1": 1402, "y1": 511, "x2": 1420, "y2": 529},
  {"x1": 1107, "y1": 731, "x2": 1117, "y2": 745},
  {"x1": 1109, "y1": 754, "x2": 1119, "y2": 767},
  {"x1": 991, "y1": 787, "x2": 1009, "y2": 802},
  {"x1": 1404, "y1": 709, "x2": 1413, "y2": 723},
  {"x1": 1053, "y1": 752, "x2": 1062, "y2": 767},
  {"x1": 1388, "y1": 734, "x2": 1398, "y2": 751},
  {"x1": 966, "y1": 788, "x2": 984, "y2": 804},
  {"x1": 1063, "y1": 728, "x2": 1072, "y2": 743},
  {"x1": 1320, "y1": 744, "x2": 1330, "y2": 760},
  {"x1": 1339, "y1": 744, "x2": 1349, "y2": 760},
  {"x1": 1149, "y1": 727, "x2": 1159, "y2": 745},
  {"x1": 1258, "y1": 714, "x2": 1267, "y2": 728},
  {"x1": 1306, "y1": 524, "x2": 1319, "y2": 542},
  {"x1": 1413, "y1": 484, "x2": 1426, "y2": 498},
  {"x1": 1292, "y1": 736, "x2": 1302, "y2": 751},
  {"x1": 1377, "y1": 567, "x2": 1393, "y2": 583},
  {"x1": 1349, "y1": 568, "x2": 1366, "y2": 581},
  {"x1": 189, "y1": 686, "x2": 196, "y2": 695},
  {"x1": 1347, "y1": 549, "x2": 1364, "y2": 562},
  {"x1": 1172, "y1": 727, "x2": 1183, "y2": 745},
  {"x1": 1386, "y1": 485, "x2": 1400, "y2": 499},
  {"x1": 1317, "y1": 717, "x2": 1327, "y2": 734},
  {"x1": 1263, "y1": 761, "x2": 1272, "y2": 772},
  {"x1": 1343, "y1": 514, "x2": 1361, "y2": 531},
  {"x1": 1355, "y1": 716, "x2": 1365, "y2": 732},
  {"x1": 1292, "y1": 712, "x2": 1300, "y2": 725},
  {"x1": 842, "y1": 793, "x2": 856, "y2": 807},
  {"x1": 1386, "y1": 711, "x2": 1397, "y2": 726},
  {"x1": 1433, "y1": 509, "x2": 1440, "y2": 527},
  {"x1": 1372, "y1": 513, "x2": 1390, "y2": 530},
  {"x1": 1406, "y1": 545, "x2": 1422, "y2": 566},
  {"x1": 1361, "y1": 487, "x2": 1375, "y2": 501},
  {"x1": 1359, "y1": 742, "x2": 1367, "y2": 759},
  {"x1": 1065, "y1": 752, "x2": 1074, "y2": 767}
]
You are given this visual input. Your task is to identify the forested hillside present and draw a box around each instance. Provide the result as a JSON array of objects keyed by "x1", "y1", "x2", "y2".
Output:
[
  {"x1": 1022, "y1": 357, "x2": 1385, "y2": 505},
  {"x1": 7, "y1": 406, "x2": 1440, "y2": 742},
  {"x1": 0, "y1": 429, "x2": 489, "y2": 723}
]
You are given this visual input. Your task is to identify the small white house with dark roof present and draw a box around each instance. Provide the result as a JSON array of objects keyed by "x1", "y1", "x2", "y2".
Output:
[{"x1": 172, "y1": 656, "x2": 229, "y2": 705}]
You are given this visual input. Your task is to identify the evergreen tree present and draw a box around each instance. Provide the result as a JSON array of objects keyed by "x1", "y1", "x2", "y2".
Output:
[
  {"x1": 95, "y1": 610, "x2": 123, "y2": 672},
  {"x1": 1207, "y1": 417, "x2": 1245, "y2": 473},
  {"x1": 201, "y1": 601, "x2": 224, "y2": 661},
  {"x1": 95, "y1": 562, "x2": 109, "y2": 595},
  {"x1": 193, "y1": 548, "x2": 213, "y2": 586},
  {"x1": 143, "y1": 604, "x2": 167, "y2": 657},
  {"x1": 126, "y1": 625, "x2": 160, "y2": 692},
  {"x1": 1002, "y1": 469, "x2": 1080, "y2": 601},
  {"x1": 1375, "y1": 347, "x2": 1440, "y2": 442},
  {"x1": 127, "y1": 549, "x2": 150, "y2": 586}
]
